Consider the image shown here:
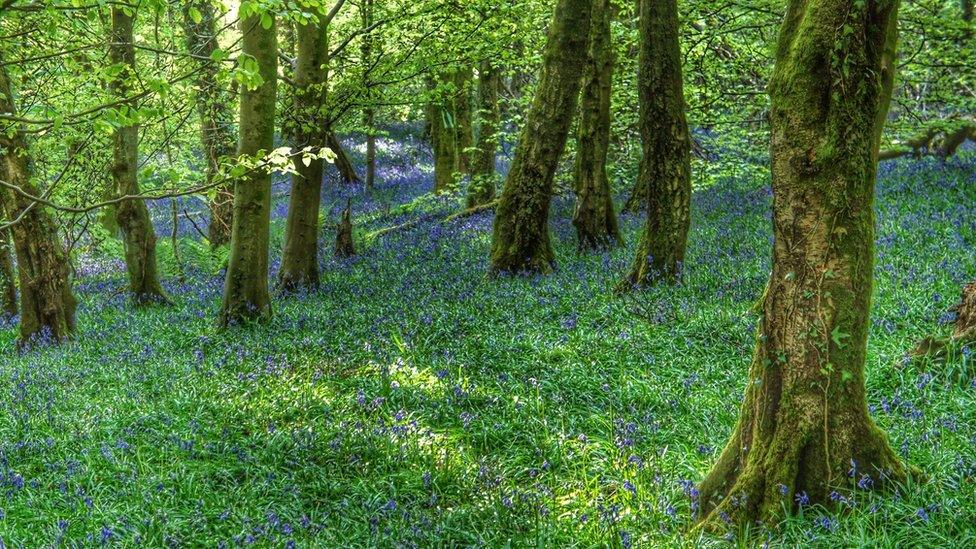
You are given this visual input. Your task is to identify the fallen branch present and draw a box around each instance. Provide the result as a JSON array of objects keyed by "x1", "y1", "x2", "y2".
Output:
[
  {"x1": 367, "y1": 198, "x2": 499, "y2": 240},
  {"x1": 880, "y1": 121, "x2": 976, "y2": 161}
]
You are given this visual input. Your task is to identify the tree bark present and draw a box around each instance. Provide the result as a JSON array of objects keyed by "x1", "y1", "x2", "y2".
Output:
[
  {"x1": 361, "y1": 0, "x2": 377, "y2": 189},
  {"x1": 183, "y1": 0, "x2": 236, "y2": 248},
  {"x1": 0, "y1": 62, "x2": 77, "y2": 345},
  {"x1": 619, "y1": 0, "x2": 691, "y2": 286},
  {"x1": 489, "y1": 0, "x2": 592, "y2": 274},
  {"x1": 334, "y1": 201, "x2": 356, "y2": 258},
  {"x1": 0, "y1": 228, "x2": 16, "y2": 317},
  {"x1": 110, "y1": 8, "x2": 168, "y2": 304},
  {"x1": 466, "y1": 62, "x2": 501, "y2": 208},
  {"x1": 279, "y1": 15, "x2": 329, "y2": 293},
  {"x1": 430, "y1": 71, "x2": 459, "y2": 193},
  {"x1": 327, "y1": 131, "x2": 360, "y2": 185},
  {"x1": 454, "y1": 67, "x2": 475, "y2": 175},
  {"x1": 218, "y1": 13, "x2": 277, "y2": 326},
  {"x1": 573, "y1": 0, "x2": 621, "y2": 251},
  {"x1": 696, "y1": 0, "x2": 908, "y2": 528}
]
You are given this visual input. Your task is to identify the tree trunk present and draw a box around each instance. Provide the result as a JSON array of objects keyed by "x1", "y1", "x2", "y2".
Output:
[
  {"x1": 466, "y1": 62, "x2": 501, "y2": 208},
  {"x1": 279, "y1": 16, "x2": 329, "y2": 293},
  {"x1": 183, "y1": 0, "x2": 236, "y2": 248},
  {"x1": 454, "y1": 67, "x2": 475, "y2": 175},
  {"x1": 110, "y1": 8, "x2": 168, "y2": 305},
  {"x1": 361, "y1": 0, "x2": 377, "y2": 189},
  {"x1": 489, "y1": 0, "x2": 592, "y2": 274},
  {"x1": 430, "y1": 72, "x2": 459, "y2": 193},
  {"x1": 327, "y1": 131, "x2": 360, "y2": 185},
  {"x1": 218, "y1": 13, "x2": 277, "y2": 326},
  {"x1": 696, "y1": 0, "x2": 908, "y2": 528},
  {"x1": 619, "y1": 0, "x2": 691, "y2": 287},
  {"x1": 0, "y1": 61, "x2": 77, "y2": 345},
  {"x1": 573, "y1": 0, "x2": 621, "y2": 251},
  {"x1": 334, "y1": 201, "x2": 356, "y2": 258},
  {"x1": 0, "y1": 228, "x2": 16, "y2": 317}
]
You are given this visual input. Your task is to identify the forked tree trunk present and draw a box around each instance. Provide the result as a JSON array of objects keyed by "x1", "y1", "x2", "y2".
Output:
[
  {"x1": 696, "y1": 0, "x2": 908, "y2": 528},
  {"x1": 183, "y1": 0, "x2": 236, "y2": 248},
  {"x1": 431, "y1": 71, "x2": 459, "y2": 193},
  {"x1": 110, "y1": 8, "x2": 168, "y2": 305},
  {"x1": 454, "y1": 67, "x2": 475, "y2": 175},
  {"x1": 218, "y1": 13, "x2": 277, "y2": 326},
  {"x1": 0, "y1": 228, "x2": 16, "y2": 316},
  {"x1": 573, "y1": 0, "x2": 620, "y2": 251},
  {"x1": 619, "y1": 0, "x2": 690, "y2": 286},
  {"x1": 489, "y1": 0, "x2": 592, "y2": 274},
  {"x1": 466, "y1": 62, "x2": 501, "y2": 208},
  {"x1": 279, "y1": 16, "x2": 329, "y2": 293},
  {"x1": 0, "y1": 62, "x2": 76, "y2": 344}
]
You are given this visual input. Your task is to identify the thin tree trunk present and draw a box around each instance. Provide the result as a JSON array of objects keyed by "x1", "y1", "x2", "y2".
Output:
[
  {"x1": 0, "y1": 228, "x2": 16, "y2": 317},
  {"x1": 218, "y1": 12, "x2": 277, "y2": 326},
  {"x1": 573, "y1": 0, "x2": 621, "y2": 251},
  {"x1": 0, "y1": 61, "x2": 77, "y2": 345},
  {"x1": 327, "y1": 131, "x2": 360, "y2": 185},
  {"x1": 466, "y1": 62, "x2": 501, "y2": 208},
  {"x1": 430, "y1": 71, "x2": 459, "y2": 193},
  {"x1": 619, "y1": 0, "x2": 691, "y2": 287},
  {"x1": 110, "y1": 7, "x2": 168, "y2": 304},
  {"x1": 489, "y1": 0, "x2": 592, "y2": 274},
  {"x1": 361, "y1": 0, "x2": 377, "y2": 190},
  {"x1": 279, "y1": 15, "x2": 329, "y2": 293},
  {"x1": 183, "y1": 0, "x2": 236, "y2": 248},
  {"x1": 696, "y1": 0, "x2": 908, "y2": 528}
]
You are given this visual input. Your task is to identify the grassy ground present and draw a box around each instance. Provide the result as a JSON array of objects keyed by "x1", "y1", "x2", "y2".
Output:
[{"x1": 0, "y1": 133, "x2": 973, "y2": 547}]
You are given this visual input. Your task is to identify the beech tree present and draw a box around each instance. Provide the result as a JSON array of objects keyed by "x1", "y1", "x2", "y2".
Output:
[
  {"x1": 0, "y1": 61, "x2": 77, "y2": 344},
  {"x1": 430, "y1": 71, "x2": 459, "y2": 193},
  {"x1": 619, "y1": 0, "x2": 691, "y2": 286},
  {"x1": 696, "y1": 0, "x2": 909, "y2": 528},
  {"x1": 183, "y1": 0, "x2": 237, "y2": 248},
  {"x1": 0, "y1": 228, "x2": 15, "y2": 317},
  {"x1": 572, "y1": 0, "x2": 620, "y2": 251},
  {"x1": 489, "y1": 0, "x2": 592, "y2": 274},
  {"x1": 279, "y1": 10, "x2": 330, "y2": 292},
  {"x1": 466, "y1": 62, "x2": 501, "y2": 208},
  {"x1": 110, "y1": 7, "x2": 168, "y2": 304},
  {"x1": 218, "y1": 9, "x2": 278, "y2": 326}
]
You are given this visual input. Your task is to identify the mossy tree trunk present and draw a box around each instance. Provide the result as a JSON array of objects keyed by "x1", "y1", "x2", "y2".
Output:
[
  {"x1": 183, "y1": 0, "x2": 236, "y2": 248},
  {"x1": 0, "y1": 62, "x2": 77, "y2": 344},
  {"x1": 573, "y1": 0, "x2": 620, "y2": 251},
  {"x1": 110, "y1": 8, "x2": 168, "y2": 304},
  {"x1": 619, "y1": 0, "x2": 691, "y2": 286},
  {"x1": 431, "y1": 71, "x2": 459, "y2": 193},
  {"x1": 0, "y1": 227, "x2": 16, "y2": 316},
  {"x1": 466, "y1": 62, "x2": 501, "y2": 208},
  {"x1": 454, "y1": 67, "x2": 475, "y2": 175},
  {"x1": 218, "y1": 13, "x2": 277, "y2": 326},
  {"x1": 696, "y1": 0, "x2": 907, "y2": 528},
  {"x1": 489, "y1": 0, "x2": 592, "y2": 274},
  {"x1": 279, "y1": 15, "x2": 329, "y2": 293}
]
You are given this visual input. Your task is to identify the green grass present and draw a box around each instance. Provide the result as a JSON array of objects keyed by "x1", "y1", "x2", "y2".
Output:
[{"x1": 0, "y1": 150, "x2": 973, "y2": 547}]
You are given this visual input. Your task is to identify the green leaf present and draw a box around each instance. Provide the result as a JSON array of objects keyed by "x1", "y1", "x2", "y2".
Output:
[
  {"x1": 260, "y1": 13, "x2": 273, "y2": 30},
  {"x1": 831, "y1": 325, "x2": 850, "y2": 349},
  {"x1": 189, "y1": 7, "x2": 202, "y2": 24}
]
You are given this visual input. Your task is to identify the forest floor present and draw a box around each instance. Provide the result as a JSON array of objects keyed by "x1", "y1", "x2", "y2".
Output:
[{"x1": 0, "y1": 130, "x2": 974, "y2": 547}]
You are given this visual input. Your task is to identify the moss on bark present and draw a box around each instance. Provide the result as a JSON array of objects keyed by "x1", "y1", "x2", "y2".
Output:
[
  {"x1": 695, "y1": 0, "x2": 910, "y2": 530},
  {"x1": 619, "y1": 0, "x2": 691, "y2": 288},
  {"x1": 279, "y1": 17, "x2": 329, "y2": 293},
  {"x1": 218, "y1": 13, "x2": 277, "y2": 327},
  {"x1": 466, "y1": 62, "x2": 501, "y2": 209},
  {"x1": 573, "y1": 0, "x2": 620, "y2": 251},
  {"x1": 489, "y1": 0, "x2": 592, "y2": 274},
  {"x1": 183, "y1": 0, "x2": 236, "y2": 248},
  {"x1": 110, "y1": 8, "x2": 168, "y2": 305}
]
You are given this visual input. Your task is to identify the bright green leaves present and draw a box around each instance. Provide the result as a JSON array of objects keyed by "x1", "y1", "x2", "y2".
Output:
[
  {"x1": 234, "y1": 54, "x2": 265, "y2": 91},
  {"x1": 831, "y1": 325, "x2": 850, "y2": 349}
]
